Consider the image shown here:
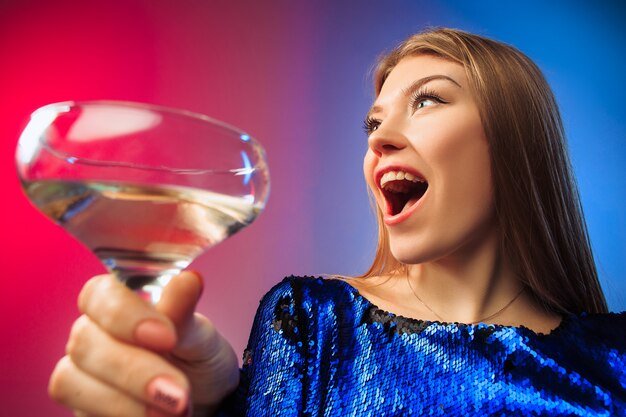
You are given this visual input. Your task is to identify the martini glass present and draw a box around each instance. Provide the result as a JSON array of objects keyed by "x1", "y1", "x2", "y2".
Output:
[{"x1": 16, "y1": 101, "x2": 269, "y2": 303}]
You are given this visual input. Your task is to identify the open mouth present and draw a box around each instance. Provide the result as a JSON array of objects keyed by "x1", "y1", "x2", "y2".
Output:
[{"x1": 379, "y1": 170, "x2": 428, "y2": 217}]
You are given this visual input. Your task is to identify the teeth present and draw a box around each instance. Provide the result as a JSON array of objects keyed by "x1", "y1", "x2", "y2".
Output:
[{"x1": 380, "y1": 170, "x2": 424, "y2": 189}]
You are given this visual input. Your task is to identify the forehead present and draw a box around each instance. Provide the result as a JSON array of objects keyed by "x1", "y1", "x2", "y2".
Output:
[{"x1": 379, "y1": 55, "x2": 467, "y2": 96}]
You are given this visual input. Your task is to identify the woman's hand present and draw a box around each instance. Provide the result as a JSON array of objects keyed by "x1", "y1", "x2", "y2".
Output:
[{"x1": 48, "y1": 272, "x2": 240, "y2": 417}]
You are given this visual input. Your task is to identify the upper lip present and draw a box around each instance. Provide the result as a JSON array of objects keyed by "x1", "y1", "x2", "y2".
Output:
[{"x1": 374, "y1": 165, "x2": 427, "y2": 190}]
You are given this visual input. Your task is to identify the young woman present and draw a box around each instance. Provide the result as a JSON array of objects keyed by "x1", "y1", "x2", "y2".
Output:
[{"x1": 49, "y1": 28, "x2": 625, "y2": 416}]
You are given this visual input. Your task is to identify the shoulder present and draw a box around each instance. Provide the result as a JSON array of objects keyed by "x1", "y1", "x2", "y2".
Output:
[
  {"x1": 534, "y1": 312, "x2": 626, "y2": 400},
  {"x1": 259, "y1": 275, "x2": 360, "y2": 306},
  {"x1": 254, "y1": 275, "x2": 367, "y2": 330},
  {"x1": 560, "y1": 311, "x2": 626, "y2": 343},
  {"x1": 545, "y1": 311, "x2": 626, "y2": 355}
]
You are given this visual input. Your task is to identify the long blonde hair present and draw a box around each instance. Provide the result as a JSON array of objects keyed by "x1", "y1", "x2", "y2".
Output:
[{"x1": 360, "y1": 28, "x2": 607, "y2": 315}]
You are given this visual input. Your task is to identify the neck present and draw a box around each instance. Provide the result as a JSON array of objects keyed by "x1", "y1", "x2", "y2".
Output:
[{"x1": 406, "y1": 228, "x2": 523, "y2": 324}]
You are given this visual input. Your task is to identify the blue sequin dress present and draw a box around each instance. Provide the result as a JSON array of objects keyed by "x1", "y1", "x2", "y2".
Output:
[{"x1": 216, "y1": 276, "x2": 626, "y2": 416}]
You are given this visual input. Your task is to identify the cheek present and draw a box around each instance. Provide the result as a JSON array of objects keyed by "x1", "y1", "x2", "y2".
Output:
[
  {"x1": 427, "y1": 113, "x2": 494, "y2": 218},
  {"x1": 445, "y1": 141, "x2": 492, "y2": 199},
  {"x1": 431, "y1": 113, "x2": 491, "y2": 188}
]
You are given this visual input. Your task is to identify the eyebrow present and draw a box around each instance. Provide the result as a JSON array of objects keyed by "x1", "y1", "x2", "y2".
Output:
[{"x1": 367, "y1": 74, "x2": 462, "y2": 118}]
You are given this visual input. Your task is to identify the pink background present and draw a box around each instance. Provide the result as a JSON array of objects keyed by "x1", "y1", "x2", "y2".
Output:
[
  {"x1": 1, "y1": 2, "x2": 333, "y2": 414},
  {"x1": 1, "y1": 1, "x2": 625, "y2": 415}
]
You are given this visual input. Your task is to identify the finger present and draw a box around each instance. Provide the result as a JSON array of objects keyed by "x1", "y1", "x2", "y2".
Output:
[
  {"x1": 78, "y1": 275, "x2": 177, "y2": 351},
  {"x1": 66, "y1": 315, "x2": 189, "y2": 415},
  {"x1": 156, "y1": 271, "x2": 203, "y2": 338},
  {"x1": 73, "y1": 410, "x2": 113, "y2": 417},
  {"x1": 50, "y1": 356, "x2": 148, "y2": 417}
]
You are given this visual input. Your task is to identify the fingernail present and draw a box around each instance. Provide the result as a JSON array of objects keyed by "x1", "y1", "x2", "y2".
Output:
[
  {"x1": 147, "y1": 376, "x2": 188, "y2": 415},
  {"x1": 134, "y1": 319, "x2": 176, "y2": 351}
]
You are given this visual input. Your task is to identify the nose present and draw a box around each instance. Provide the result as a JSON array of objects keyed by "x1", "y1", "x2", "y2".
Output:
[{"x1": 367, "y1": 121, "x2": 408, "y2": 158}]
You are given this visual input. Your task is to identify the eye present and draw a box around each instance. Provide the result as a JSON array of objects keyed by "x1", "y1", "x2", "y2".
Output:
[
  {"x1": 409, "y1": 88, "x2": 447, "y2": 112},
  {"x1": 363, "y1": 116, "x2": 381, "y2": 135},
  {"x1": 415, "y1": 97, "x2": 437, "y2": 109}
]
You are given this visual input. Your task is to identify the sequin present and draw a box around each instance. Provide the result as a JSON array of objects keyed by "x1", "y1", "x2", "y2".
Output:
[{"x1": 216, "y1": 276, "x2": 626, "y2": 416}]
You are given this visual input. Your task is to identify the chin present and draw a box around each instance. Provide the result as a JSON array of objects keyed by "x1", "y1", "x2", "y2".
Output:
[{"x1": 388, "y1": 240, "x2": 439, "y2": 266}]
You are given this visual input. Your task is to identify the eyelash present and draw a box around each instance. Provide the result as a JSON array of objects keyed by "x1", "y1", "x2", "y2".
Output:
[
  {"x1": 409, "y1": 87, "x2": 447, "y2": 110},
  {"x1": 362, "y1": 116, "x2": 380, "y2": 135},
  {"x1": 363, "y1": 87, "x2": 447, "y2": 136}
]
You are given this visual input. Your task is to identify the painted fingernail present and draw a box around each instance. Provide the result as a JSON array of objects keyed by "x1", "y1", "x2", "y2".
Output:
[
  {"x1": 134, "y1": 319, "x2": 176, "y2": 351},
  {"x1": 147, "y1": 376, "x2": 188, "y2": 415}
]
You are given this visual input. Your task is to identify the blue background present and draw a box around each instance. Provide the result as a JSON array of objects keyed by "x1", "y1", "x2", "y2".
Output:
[{"x1": 307, "y1": 1, "x2": 626, "y2": 311}]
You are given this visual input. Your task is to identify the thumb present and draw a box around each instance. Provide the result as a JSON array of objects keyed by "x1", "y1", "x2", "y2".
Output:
[
  {"x1": 156, "y1": 270, "x2": 203, "y2": 341},
  {"x1": 158, "y1": 271, "x2": 240, "y2": 405}
]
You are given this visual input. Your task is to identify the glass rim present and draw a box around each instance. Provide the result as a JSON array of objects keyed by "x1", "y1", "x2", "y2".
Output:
[
  {"x1": 18, "y1": 100, "x2": 267, "y2": 174},
  {"x1": 33, "y1": 100, "x2": 255, "y2": 140}
]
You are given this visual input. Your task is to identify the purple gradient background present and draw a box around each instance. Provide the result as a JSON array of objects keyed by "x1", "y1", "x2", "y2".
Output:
[{"x1": 1, "y1": 1, "x2": 624, "y2": 415}]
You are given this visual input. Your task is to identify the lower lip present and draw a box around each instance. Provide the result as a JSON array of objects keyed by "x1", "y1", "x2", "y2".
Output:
[{"x1": 383, "y1": 191, "x2": 428, "y2": 226}]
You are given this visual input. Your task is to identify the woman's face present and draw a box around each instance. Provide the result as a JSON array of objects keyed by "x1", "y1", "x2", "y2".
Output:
[{"x1": 363, "y1": 55, "x2": 495, "y2": 264}]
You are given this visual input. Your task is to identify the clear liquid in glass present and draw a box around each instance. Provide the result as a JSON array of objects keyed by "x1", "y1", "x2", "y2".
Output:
[{"x1": 23, "y1": 179, "x2": 261, "y2": 301}]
